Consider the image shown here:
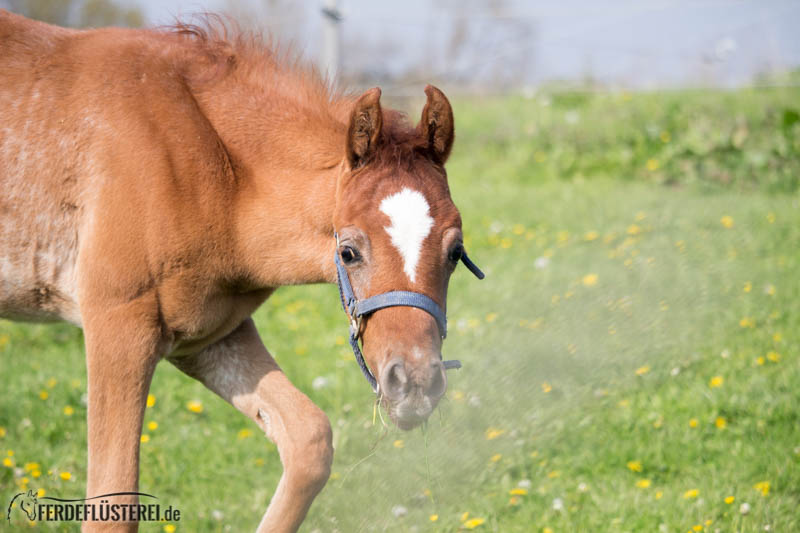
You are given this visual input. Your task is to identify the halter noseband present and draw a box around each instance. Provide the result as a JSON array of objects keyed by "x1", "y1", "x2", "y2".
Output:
[{"x1": 334, "y1": 233, "x2": 485, "y2": 392}]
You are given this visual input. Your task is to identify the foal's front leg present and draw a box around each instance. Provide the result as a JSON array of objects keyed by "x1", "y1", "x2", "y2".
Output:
[
  {"x1": 170, "y1": 318, "x2": 333, "y2": 533},
  {"x1": 81, "y1": 296, "x2": 163, "y2": 532}
]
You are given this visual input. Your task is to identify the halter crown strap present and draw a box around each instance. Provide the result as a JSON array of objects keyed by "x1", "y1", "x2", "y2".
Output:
[{"x1": 333, "y1": 233, "x2": 483, "y2": 393}]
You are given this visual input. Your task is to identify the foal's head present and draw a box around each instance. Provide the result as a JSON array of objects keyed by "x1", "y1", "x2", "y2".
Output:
[{"x1": 334, "y1": 86, "x2": 464, "y2": 430}]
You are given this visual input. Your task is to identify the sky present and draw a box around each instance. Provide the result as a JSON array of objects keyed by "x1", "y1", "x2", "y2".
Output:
[{"x1": 133, "y1": 0, "x2": 800, "y2": 89}]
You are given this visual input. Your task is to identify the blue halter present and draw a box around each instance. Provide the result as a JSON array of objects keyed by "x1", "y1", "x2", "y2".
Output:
[{"x1": 334, "y1": 233, "x2": 485, "y2": 392}]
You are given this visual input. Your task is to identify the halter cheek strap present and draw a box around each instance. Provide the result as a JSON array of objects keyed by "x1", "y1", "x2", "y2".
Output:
[{"x1": 334, "y1": 233, "x2": 484, "y2": 393}]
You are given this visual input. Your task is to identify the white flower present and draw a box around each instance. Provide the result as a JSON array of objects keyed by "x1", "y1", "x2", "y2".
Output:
[
  {"x1": 534, "y1": 256, "x2": 550, "y2": 270},
  {"x1": 577, "y1": 482, "x2": 588, "y2": 493},
  {"x1": 740, "y1": 502, "x2": 751, "y2": 515},
  {"x1": 391, "y1": 505, "x2": 408, "y2": 518},
  {"x1": 518, "y1": 479, "x2": 532, "y2": 489},
  {"x1": 670, "y1": 367, "x2": 681, "y2": 377},
  {"x1": 552, "y1": 498, "x2": 564, "y2": 511},
  {"x1": 312, "y1": 376, "x2": 330, "y2": 390}
]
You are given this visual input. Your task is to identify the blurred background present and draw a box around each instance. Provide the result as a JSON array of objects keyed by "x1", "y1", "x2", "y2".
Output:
[
  {"x1": 2, "y1": 0, "x2": 799, "y2": 93},
  {"x1": 1, "y1": 2, "x2": 798, "y2": 533}
]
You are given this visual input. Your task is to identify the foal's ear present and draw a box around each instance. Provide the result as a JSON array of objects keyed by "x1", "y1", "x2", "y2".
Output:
[
  {"x1": 418, "y1": 85, "x2": 454, "y2": 164},
  {"x1": 346, "y1": 87, "x2": 383, "y2": 169}
]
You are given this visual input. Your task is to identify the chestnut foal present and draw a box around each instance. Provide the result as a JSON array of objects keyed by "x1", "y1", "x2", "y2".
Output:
[{"x1": 0, "y1": 11, "x2": 482, "y2": 532}]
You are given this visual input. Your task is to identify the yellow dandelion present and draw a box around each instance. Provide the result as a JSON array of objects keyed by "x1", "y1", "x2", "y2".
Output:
[
  {"x1": 753, "y1": 481, "x2": 770, "y2": 496},
  {"x1": 766, "y1": 351, "x2": 780, "y2": 362},
  {"x1": 715, "y1": 417, "x2": 727, "y2": 429},
  {"x1": 659, "y1": 131, "x2": 671, "y2": 143},
  {"x1": 392, "y1": 439, "x2": 404, "y2": 449},
  {"x1": 541, "y1": 382, "x2": 552, "y2": 393},
  {"x1": 63, "y1": 406, "x2": 74, "y2": 416},
  {"x1": 627, "y1": 224, "x2": 641, "y2": 235},
  {"x1": 584, "y1": 230, "x2": 599, "y2": 241},
  {"x1": 509, "y1": 488, "x2": 528, "y2": 496},
  {"x1": 2, "y1": 457, "x2": 13, "y2": 468},
  {"x1": 739, "y1": 317, "x2": 754, "y2": 328},
  {"x1": 461, "y1": 511, "x2": 470, "y2": 522},
  {"x1": 38, "y1": 391, "x2": 48, "y2": 400},
  {"x1": 692, "y1": 525, "x2": 703, "y2": 532},
  {"x1": 429, "y1": 514, "x2": 438, "y2": 522},
  {"x1": 485, "y1": 312, "x2": 498, "y2": 323},
  {"x1": 720, "y1": 215, "x2": 734, "y2": 228},
  {"x1": 766, "y1": 212, "x2": 775, "y2": 223},
  {"x1": 32, "y1": 470, "x2": 41, "y2": 478},
  {"x1": 743, "y1": 281, "x2": 752, "y2": 293},
  {"x1": 60, "y1": 472, "x2": 71, "y2": 481},
  {"x1": 627, "y1": 460, "x2": 643, "y2": 472},
  {"x1": 464, "y1": 520, "x2": 485, "y2": 531},
  {"x1": 485, "y1": 428, "x2": 505, "y2": 440},
  {"x1": 635, "y1": 365, "x2": 650, "y2": 376},
  {"x1": 705, "y1": 520, "x2": 713, "y2": 527},
  {"x1": 237, "y1": 428, "x2": 253, "y2": 440},
  {"x1": 646, "y1": 158, "x2": 659, "y2": 171},
  {"x1": 724, "y1": 496, "x2": 735, "y2": 504},
  {"x1": 756, "y1": 356, "x2": 765, "y2": 366},
  {"x1": 140, "y1": 434, "x2": 150, "y2": 443},
  {"x1": 543, "y1": 528, "x2": 554, "y2": 533},
  {"x1": 547, "y1": 470, "x2": 560, "y2": 479},
  {"x1": 655, "y1": 491, "x2": 663, "y2": 500},
  {"x1": 37, "y1": 489, "x2": 45, "y2": 497},
  {"x1": 581, "y1": 273, "x2": 598, "y2": 287},
  {"x1": 709, "y1": 376, "x2": 724, "y2": 388},
  {"x1": 186, "y1": 400, "x2": 203, "y2": 414},
  {"x1": 500, "y1": 238, "x2": 512, "y2": 249},
  {"x1": 147, "y1": 421, "x2": 158, "y2": 431},
  {"x1": 163, "y1": 525, "x2": 176, "y2": 533},
  {"x1": 146, "y1": 394, "x2": 156, "y2": 408},
  {"x1": 683, "y1": 488, "x2": 699, "y2": 499},
  {"x1": 772, "y1": 332, "x2": 782, "y2": 343},
  {"x1": 490, "y1": 454, "x2": 502, "y2": 463},
  {"x1": 512, "y1": 224, "x2": 525, "y2": 235},
  {"x1": 636, "y1": 479, "x2": 652, "y2": 489},
  {"x1": 0, "y1": 427, "x2": 6, "y2": 438}
]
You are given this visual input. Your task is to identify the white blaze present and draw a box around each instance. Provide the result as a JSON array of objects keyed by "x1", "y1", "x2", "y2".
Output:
[{"x1": 379, "y1": 188, "x2": 434, "y2": 283}]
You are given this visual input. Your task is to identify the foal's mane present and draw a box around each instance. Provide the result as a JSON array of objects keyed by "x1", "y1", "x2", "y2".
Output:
[{"x1": 157, "y1": 14, "x2": 429, "y2": 170}]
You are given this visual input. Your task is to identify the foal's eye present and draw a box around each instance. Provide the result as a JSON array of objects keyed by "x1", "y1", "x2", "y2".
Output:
[
  {"x1": 340, "y1": 246, "x2": 360, "y2": 265},
  {"x1": 448, "y1": 244, "x2": 464, "y2": 263}
]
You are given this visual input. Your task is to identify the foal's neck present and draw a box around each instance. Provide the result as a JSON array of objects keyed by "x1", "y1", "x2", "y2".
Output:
[{"x1": 195, "y1": 79, "x2": 346, "y2": 288}]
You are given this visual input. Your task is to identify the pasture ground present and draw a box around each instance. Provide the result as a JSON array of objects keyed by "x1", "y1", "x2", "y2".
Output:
[{"x1": 1, "y1": 87, "x2": 799, "y2": 532}]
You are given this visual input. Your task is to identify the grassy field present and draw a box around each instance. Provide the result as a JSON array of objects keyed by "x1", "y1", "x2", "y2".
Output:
[{"x1": 1, "y1": 86, "x2": 799, "y2": 532}]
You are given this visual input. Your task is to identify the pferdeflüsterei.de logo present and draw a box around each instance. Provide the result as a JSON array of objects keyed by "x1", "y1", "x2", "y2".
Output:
[{"x1": 7, "y1": 490, "x2": 181, "y2": 524}]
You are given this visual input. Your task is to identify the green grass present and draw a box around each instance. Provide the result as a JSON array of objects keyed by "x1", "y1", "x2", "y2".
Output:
[{"x1": 1, "y1": 87, "x2": 799, "y2": 532}]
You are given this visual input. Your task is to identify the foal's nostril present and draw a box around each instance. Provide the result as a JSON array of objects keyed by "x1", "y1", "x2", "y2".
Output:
[
  {"x1": 381, "y1": 359, "x2": 409, "y2": 400},
  {"x1": 425, "y1": 360, "x2": 447, "y2": 399}
]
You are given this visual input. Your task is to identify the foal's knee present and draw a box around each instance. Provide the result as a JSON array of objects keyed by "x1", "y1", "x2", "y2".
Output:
[{"x1": 288, "y1": 411, "x2": 333, "y2": 493}]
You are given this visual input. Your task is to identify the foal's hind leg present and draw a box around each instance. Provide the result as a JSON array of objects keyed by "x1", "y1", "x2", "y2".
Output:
[
  {"x1": 170, "y1": 318, "x2": 333, "y2": 533},
  {"x1": 81, "y1": 296, "x2": 163, "y2": 532}
]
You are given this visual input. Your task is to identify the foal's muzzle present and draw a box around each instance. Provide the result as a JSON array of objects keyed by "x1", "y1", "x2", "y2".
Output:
[{"x1": 379, "y1": 357, "x2": 447, "y2": 430}]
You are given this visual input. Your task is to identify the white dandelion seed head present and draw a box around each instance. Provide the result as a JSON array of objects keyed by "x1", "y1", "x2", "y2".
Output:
[
  {"x1": 552, "y1": 497, "x2": 564, "y2": 511},
  {"x1": 740, "y1": 502, "x2": 751, "y2": 515}
]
